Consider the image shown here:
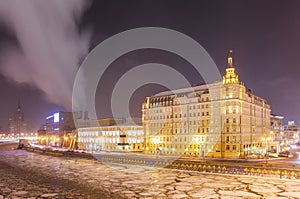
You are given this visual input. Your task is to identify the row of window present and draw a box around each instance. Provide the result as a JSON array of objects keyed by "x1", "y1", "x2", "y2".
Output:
[
  {"x1": 148, "y1": 143, "x2": 213, "y2": 150},
  {"x1": 150, "y1": 135, "x2": 222, "y2": 143},
  {"x1": 149, "y1": 96, "x2": 210, "y2": 108},
  {"x1": 78, "y1": 130, "x2": 143, "y2": 137},
  {"x1": 226, "y1": 118, "x2": 237, "y2": 123},
  {"x1": 226, "y1": 126, "x2": 238, "y2": 132},
  {"x1": 154, "y1": 127, "x2": 211, "y2": 135},
  {"x1": 225, "y1": 136, "x2": 237, "y2": 142},
  {"x1": 149, "y1": 112, "x2": 210, "y2": 120},
  {"x1": 150, "y1": 103, "x2": 210, "y2": 113},
  {"x1": 226, "y1": 145, "x2": 237, "y2": 150},
  {"x1": 78, "y1": 137, "x2": 143, "y2": 144},
  {"x1": 149, "y1": 120, "x2": 210, "y2": 127}
]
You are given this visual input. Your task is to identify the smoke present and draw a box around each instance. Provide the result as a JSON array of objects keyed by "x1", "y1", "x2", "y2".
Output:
[{"x1": 0, "y1": 0, "x2": 92, "y2": 110}]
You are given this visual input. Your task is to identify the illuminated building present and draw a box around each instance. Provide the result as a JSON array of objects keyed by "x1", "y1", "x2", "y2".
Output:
[
  {"x1": 271, "y1": 114, "x2": 284, "y2": 142},
  {"x1": 8, "y1": 103, "x2": 27, "y2": 137},
  {"x1": 142, "y1": 50, "x2": 271, "y2": 158},
  {"x1": 283, "y1": 121, "x2": 299, "y2": 145},
  {"x1": 39, "y1": 111, "x2": 75, "y2": 147},
  {"x1": 270, "y1": 114, "x2": 284, "y2": 152},
  {"x1": 77, "y1": 118, "x2": 144, "y2": 152}
]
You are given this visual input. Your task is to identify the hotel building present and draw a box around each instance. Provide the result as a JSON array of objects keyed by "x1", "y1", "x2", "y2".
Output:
[{"x1": 142, "y1": 51, "x2": 271, "y2": 158}]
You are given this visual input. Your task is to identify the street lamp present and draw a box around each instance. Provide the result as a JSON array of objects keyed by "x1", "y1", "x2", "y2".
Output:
[
  {"x1": 151, "y1": 137, "x2": 160, "y2": 158},
  {"x1": 270, "y1": 131, "x2": 274, "y2": 142},
  {"x1": 262, "y1": 136, "x2": 271, "y2": 165}
]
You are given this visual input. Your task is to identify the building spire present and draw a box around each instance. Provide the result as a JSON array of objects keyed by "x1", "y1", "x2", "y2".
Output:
[
  {"x1": 17, "y1": 99, "x2": 21, "y2": 111},
  {"x1": 227, "y1": 49, "x2": 233, "y2": 67},
  {"x1": 223, "y1": 50, "x2": 238, "y2": 84}
]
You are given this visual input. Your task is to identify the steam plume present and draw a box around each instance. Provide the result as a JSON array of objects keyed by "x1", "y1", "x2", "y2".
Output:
[{"x1": 0, "y1": 0, "x2": 92, "y2": 110}]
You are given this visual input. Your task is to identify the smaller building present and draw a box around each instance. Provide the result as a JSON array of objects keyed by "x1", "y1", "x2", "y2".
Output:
[
  {"x1": 270, "y1": 114, "x2": 284, "y2": 142},
  {"x1": 78, "y1": 118, "x2": 144, "y2": 152},
  {"x1": 283, "y1": 121, "x2": 299, "y2": 145},
  {"x1": 39, "y1": 111, "x2": 75, "y2": 147},
  {"x1": 270, "y1": 114, "x2": 284, "y2": 152},
  {"x1": 0, "y1": 126, "x2": 5, "y2": 139}
]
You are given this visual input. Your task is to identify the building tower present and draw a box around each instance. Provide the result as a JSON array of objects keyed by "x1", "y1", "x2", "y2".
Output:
[
  {"x1": 223, "y1": 50, "x2": 239, "y2": 84},
  {"x1": 8, "y1": 102, "x2": 27, "y2": 137}
]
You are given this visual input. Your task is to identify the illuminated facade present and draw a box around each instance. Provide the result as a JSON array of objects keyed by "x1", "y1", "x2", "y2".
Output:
[
  {"x1": 39, "y1": 111, "x2": 75, "y2": 147},
  {"x1": 142, "y1": 50, "x2": 271, "y2": 158},
  {"x1": 78, "y1": 118, "x2": 144, "y2": 152},
  {"x1": 283, "y1": 121, "x2": 299, "y2": 145},
  {"x1": 270, "y1": 114, "x2": 284, "y2": 142}
]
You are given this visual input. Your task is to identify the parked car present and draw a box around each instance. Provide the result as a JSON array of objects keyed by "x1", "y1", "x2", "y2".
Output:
[
  {"x1": 248, "y1": 153, "x2": 258, "y2": 159},
  {"x1": 278, "y1": 151, "x2": 290, "y2": 157},
  {"x1": 268, "y1": 153, "x2": 278, "y2": 158}
]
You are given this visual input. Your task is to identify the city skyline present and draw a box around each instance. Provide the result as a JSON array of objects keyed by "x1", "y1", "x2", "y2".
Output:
[
  {"x1": 1, "y1": 1, "x2": 300, "y2": 198},
  {"x1": 0, "y1": 0, "x2": 300, "y2": 130}
]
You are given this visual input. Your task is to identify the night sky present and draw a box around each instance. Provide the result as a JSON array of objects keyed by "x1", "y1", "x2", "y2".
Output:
[{"x1": 0, "y1": 0, "x2": 300, "y2": 131}]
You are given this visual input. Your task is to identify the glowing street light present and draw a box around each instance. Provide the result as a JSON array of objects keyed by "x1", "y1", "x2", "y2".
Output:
[{"x1": 262, "y1": 136, "x2": 272, "y2": 165}]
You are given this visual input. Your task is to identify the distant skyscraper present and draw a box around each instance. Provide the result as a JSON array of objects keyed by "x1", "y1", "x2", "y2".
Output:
[{"x1": 8, "y1": 103, "x2": 27, "y2": 136}]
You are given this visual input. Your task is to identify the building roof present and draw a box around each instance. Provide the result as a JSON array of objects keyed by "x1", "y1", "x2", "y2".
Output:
[
  {"x1": 153, "y1": 82, "x2": 221, "y2": 97},
  {"x1": 76, "y1": 118, "x2": 142, "y2": 128}
]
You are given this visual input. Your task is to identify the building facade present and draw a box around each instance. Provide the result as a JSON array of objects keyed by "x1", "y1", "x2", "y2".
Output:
[
  {"x1": 142, "y1": 51, "x2": 271, "y2": 158},
  {"x1": 283, "y1": 121, "x2": 299, "y2": 145},
  {"x1": 77, "y1": 118, "x2": 144, "y2": 152},
  {"x1": 270, "y1": 114, "x2": 284, "y2": 142},
  {"x1": 39, "y1": 111, "x2": 75, "y2": 147},
  {"x1": 8, "y1": 104, "x2": 27, "y2": 137},
  {"x1": 269, "y1": 114, "x2": 284, "y2": 152}
]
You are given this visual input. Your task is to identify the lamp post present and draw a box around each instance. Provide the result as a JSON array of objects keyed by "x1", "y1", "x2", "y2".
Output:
[
  {"x1": 152, "y1": 137, "x2": 160, "y2": 159},
  {"x1": 192, "y1": 137, "x2": 200, "y2": 158},
  {"x1": 270, "y1": 131, "x2": 274, "y2": 142},
  {"x1": 262, "y1": 136, "x2": 271, "y2": 165}
]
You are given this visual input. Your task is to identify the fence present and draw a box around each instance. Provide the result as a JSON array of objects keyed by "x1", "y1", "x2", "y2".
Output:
[
  {"x1": 99, "y1": 155, "x2": 300, "y2": 180},
  {"x1": 25, "y1": 147, "x2": 300, "y2": 180}
]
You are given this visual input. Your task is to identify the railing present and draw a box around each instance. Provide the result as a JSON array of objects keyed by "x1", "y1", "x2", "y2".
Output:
[
  {"x1": 99, "y1": 156, "x2": 300, "y2": 180},
  {"x1": 24, "y1": 147, "x2": 95, "y2": 160},
  {"x1": 25, "y1": 147, "x2": 300, "y2": 180}
]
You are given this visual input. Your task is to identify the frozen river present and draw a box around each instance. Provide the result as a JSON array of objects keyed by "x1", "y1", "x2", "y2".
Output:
[{"x1": 1, "y1": 143, "x2": 300, "y2": 198}]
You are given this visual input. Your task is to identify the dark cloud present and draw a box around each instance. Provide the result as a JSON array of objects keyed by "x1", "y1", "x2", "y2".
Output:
[{"x1": 1, "y1": 0, "x2": 300, "y2": 130}]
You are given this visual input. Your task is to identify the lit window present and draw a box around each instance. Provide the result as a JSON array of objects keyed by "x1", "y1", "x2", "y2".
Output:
[{"x1": 233, "y1": 136, "x2": 236, "y2": 142}]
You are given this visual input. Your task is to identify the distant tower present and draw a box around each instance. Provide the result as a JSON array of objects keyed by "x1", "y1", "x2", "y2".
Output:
[
  {"x1": 8, "y1": 102, "x2": 27, "y2": 137},
  {"x1": 223, "y1": 50, "x2": 239, "y2": 84}
]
